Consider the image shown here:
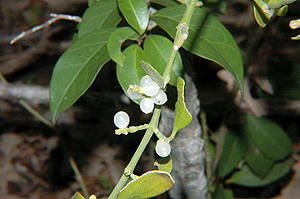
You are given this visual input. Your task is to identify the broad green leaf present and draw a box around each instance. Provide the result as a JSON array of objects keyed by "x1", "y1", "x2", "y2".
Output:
[
  {"x1": 118, "y1": 170, "x2": 175, "y2": 199},
  {"x1": 107, "y1": 27, "x2": 140, "y2": 66},
  {"x1": 151, "y1": 5, "x2": 244, "y2": 93},
  {"x1": 243, "y1": 114, "x2": 292, "y2": 161},
  {"x1": 77, "y1": 0, "x2": 121, "y2": 38},
  {"x1": 218, "y1": 130, "x2": 246, "y2": 178},
  {"x1": 144, "y1": 35, "x2": 184, "y2": 87},
  {"x1": 118, "y1": 0, "x2": 149, "y2": 35},
  {"x1": 150, "y1": 0, "x2": 180, "y2": 7},
  {"x1": 71, "y1": 192, "x2": 85, "y2": 199},
  {"x1": 169, "y1": 77, "x2": 192, "y2": 140},
  {"x1": 140, "y1": 60, "x2": 164, "y2": 88},
  {"x1": 227, "y1": 157, "x2": 294, "y2": 187},
  {"x1": 117, "y1": 44, "x2": 148, "y2": 104},
  {"x1": 268, "y1": 0, "x2": 296, "y2": 8},
  {"x1": 154, "y1": 155, "x2": 173, "y2": 173},
  {"x1": 244, "y1": 141, "x2": 274, "y2": 178},
  {"x1": 50, "y1": 28, "x2": 115, "y2": 123}
]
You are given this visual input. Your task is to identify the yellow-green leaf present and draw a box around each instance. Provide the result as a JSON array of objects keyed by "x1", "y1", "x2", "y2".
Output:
[
  {"x1": 118, "y1": 170, "x2": 175, "y2": 199},
  {"x1": 71, "y1": 192, "x2": 86, "y2": 199},
  {"x1": 169, "y1": 77, "x2": 192, "y2": 140},
  {"x1": 154, "y1": 155, "x2": 173, "y2": 173}
]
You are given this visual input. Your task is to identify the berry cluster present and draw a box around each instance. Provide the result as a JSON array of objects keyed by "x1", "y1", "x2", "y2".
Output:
[
  {"x1": 113, "y1": 76, "x2": 170, "y2": 158},
  {"x1": 127, "y1": 75, "x2": 168, "y2": 114}
]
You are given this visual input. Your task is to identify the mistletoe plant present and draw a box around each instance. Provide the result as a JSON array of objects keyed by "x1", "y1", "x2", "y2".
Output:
[{"x1": 49, "y1": 0, "x2": 244, "y2": 198}]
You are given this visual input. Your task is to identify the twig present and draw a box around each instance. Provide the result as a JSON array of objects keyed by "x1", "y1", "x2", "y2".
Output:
[
  {"x1": 10, "y1": 13, "x2": 81, "y2": 44},
  {"x1": 69, "y1": 157, "x2": 89, "y2": 198}
]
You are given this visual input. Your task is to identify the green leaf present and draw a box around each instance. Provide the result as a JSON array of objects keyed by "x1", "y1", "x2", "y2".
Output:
[
  {"x1": 144, "y1": 35, "x2": 184, "y2": 87},
  {"x1": 150, "y1": 0, "x2": 180, "y2": 7},
  {"x1": 244, "y1": 141, "x2": 275, "y2": 178},
  {"x1": 71, "y1": 192, "x2": 86, "y2": 199},
  {"x1": 227, "y1": 157, "x2": 294, "y2": 187},
  {"x1": 268, "y1": 0, "x2": 296, "y2": 9},
  {"x1": 117, "y1": 44, "x2": 148, "y2": 104},
  {"x1": 243, "y1": 114, "x2": 292, "y2": 161},
  {"x1": 218, "y1": 130, "x2": 246, "y2": 178},
  {"x1": 118, "y1": 0, "x2": 149, "y2": 35},
  {"x1": 151, "y1": 5, "x2": 244, "y2": 93},
  {"x1": 276, "y1": 5, "x2": 288, "y2": 17},
  {"x1": 253, "y1": 4, "x2": 270, "y2": 27},
  {"x1": 50, "y1": 28, "x2": 115, "y2": 123},
  {"x1": 140, "y1": 60, "x2": 164, "y2": 88},
  {"x1": 78, "y1": 0, "x2": 121, "y2": 38},
  {"x1": 118, "y1": 170, "x2": 175, "y2": 199},
  {"x1": 154, "y1": 155, "x2": 173, "y2": 173},
  {"x1": 107, "y1": 27, "x2": 140, "y2": 66},
  {"x1": 169, "y1": 77, "x2": 192, "y2": 140}
]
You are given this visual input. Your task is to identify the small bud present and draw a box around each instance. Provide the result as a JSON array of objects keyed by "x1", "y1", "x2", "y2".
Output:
[{"x1": 289, "y1": 19, "x2": 300, "y2": 29}]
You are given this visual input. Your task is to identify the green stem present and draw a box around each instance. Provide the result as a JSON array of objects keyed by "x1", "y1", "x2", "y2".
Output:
[
  {"x1": 163, "y1": 0, "x2": 198, "y2": 83},
  {"x1": 108, "y1": 1, "x2": 198, "y2": 198},
  {"x1": 69, "y1": 158, "x2": 89, "y2": 198},
  {"x1": 108, "y1": 108, "x2": 161, "y2": 199}
]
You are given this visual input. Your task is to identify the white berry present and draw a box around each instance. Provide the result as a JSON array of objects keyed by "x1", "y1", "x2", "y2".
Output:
[
  {"x1": 143, "y1": 81, "x2": 159, "y2": 97},
  {"x1": 140, "y1": 98, "x2": 154, "y2": 114},
  {"x1": 140, "y1": 75, "x2": 153, "y2": 86},
  {"x1": 155, "y1": 141, "x2": 171, "y2": 157},
  {"x1": 114, "y1": 111, "x2": 130, "y2": 128},
  {"x1": 127, "y1": 87, "x2": 142, "y2": 99},
  {"x1": 152, "y1": 90, "x2": 167, "y2": 105}
]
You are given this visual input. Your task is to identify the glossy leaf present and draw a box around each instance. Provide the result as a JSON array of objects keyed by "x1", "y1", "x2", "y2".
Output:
[
  {"x1": 150, "y1": 0, "x2": 180, "y2": 7},
  {"x1": 218, "y1": 130, "x2": 246, "y2": 178},
  {"x1": 118, "y1": 170, "x2": 175, "y2": 199},
  {"x1": 118, "y1": 0, "x2": 149, "y2": 35},
  {"x1": 140, "y1": 60, "x2": 164, "y2": 88},
  {"x1": 78, "y1": 0, "x2": 121, "y2": 38},
  {"x1": 144, "y1": 35, "x2": 184, "y2": 87},
  {"x1": 107, "y1": 27, "x2": 140, "y2": 66},
  {"x1": 243, "y1": 114, "x2": 292, "y2": 161},
  {"x1": 71, "y1": 192, "x2": 85, "y2": 199},
  {"x1": 244, "y1": 142, "x2": 274, "y2": 178},
  {"x1": 227, "y1": 157, "x2": 294, "y2": 187},
  {"x1": 50, "y1": 28, "x2": 115, "y2": 123},
  {"x1": 151, "y1": 5, "x2": 244, "y2": 93},
  {"x1": 169, "y1": 77, "x2": 192, "y2": 140},
  {"x1": 268, "y1": 0, "x2": 296, "y2": 8},
  {"x1": 117, "y1": 44, "x2": 148, "y2": 104},
  {"x1": 154, "y1": 155, "x2": 173, "y2": 173}
]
